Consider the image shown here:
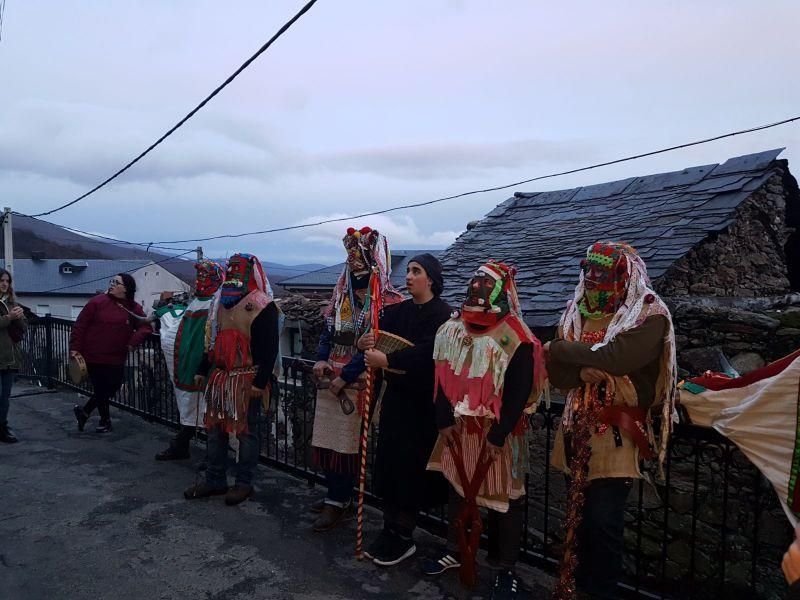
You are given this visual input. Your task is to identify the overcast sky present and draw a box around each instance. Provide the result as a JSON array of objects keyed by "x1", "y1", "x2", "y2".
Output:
[{"x1": 2, "y1": 0, "x2": 799, "y2": 266}]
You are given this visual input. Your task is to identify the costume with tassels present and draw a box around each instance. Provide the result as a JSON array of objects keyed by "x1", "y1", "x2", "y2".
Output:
[
  {"x1": 204, "y1": 254, "x2": 278, "y2": 433},
  {"x1": 184, "y1": 253, "x2": 279, "y2": 506},
  {"x1": 426, "y1": 261, "x2": 546, "y2": 590},
  {"x1": 309, "y1": 227, "x2": 401, "y2": 529},
  {"x1": 154, "y1": 260, "x2": 225, "y2": 461},
  {"x1": 547, "y1": 241, "x2": 677, "y2": 600}
]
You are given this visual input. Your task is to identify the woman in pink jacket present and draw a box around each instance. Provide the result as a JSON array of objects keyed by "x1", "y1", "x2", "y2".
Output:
[{"x1": 69, "y1": 273, "x2": 152, "y2": 433}]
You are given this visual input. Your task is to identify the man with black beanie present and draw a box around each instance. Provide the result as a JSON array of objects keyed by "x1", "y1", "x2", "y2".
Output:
[{"x1": 358, "y1": 253, "x2": 452, "y2": 566}]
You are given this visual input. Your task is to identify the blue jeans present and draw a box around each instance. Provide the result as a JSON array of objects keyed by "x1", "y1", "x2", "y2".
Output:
[
  {"x1": 206, "y1": 396, "x2": 261, "y2": 489},
  {"x1": 324, "y1": 470, "x2": 355, "y2": 506},
  {"x1": 0, "y1": 370, "x2": 15, "y2": 425}
]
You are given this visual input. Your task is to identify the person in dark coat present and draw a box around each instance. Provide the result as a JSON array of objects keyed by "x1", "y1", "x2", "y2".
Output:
[
  {"x1": 358, "y1": 253, "x2": 452, "y2": 567},
  {"x1": 70, "y1": 273, "x2": 152, "y2": 433}
]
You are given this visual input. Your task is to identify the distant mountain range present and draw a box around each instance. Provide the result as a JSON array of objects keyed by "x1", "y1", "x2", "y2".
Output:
[{"x1": 7, "y1": 215, "x2": 325, "y2": 284}]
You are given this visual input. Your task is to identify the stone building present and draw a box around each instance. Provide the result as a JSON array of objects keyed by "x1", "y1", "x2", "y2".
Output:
[{"x1": 439, "y1": 148, "x2": 800, "y2": 376}]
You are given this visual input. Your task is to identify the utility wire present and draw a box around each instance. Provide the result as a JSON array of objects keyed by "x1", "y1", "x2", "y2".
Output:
[
  {"x1": 27, "y1": 0, "x2": 320, "y2": 218},
  {"x1": 37, "y1": 250, "x2": 195, "y2": 295},
  {"x1": 124, "y1": 115, "x2": 800, "y2": 245}
]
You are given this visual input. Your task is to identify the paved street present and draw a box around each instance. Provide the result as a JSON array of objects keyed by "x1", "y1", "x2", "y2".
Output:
[{"x1": 1, "y1": 383, "x2": 554, "y2": 600}]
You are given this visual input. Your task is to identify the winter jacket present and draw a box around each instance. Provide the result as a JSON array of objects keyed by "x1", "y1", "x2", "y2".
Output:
[{"x1": 69, "y1": 293, "x2": 152, "y2": 365}]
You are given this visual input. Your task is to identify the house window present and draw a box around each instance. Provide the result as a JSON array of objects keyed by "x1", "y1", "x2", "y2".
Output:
[
  {"x1": 62, "y1": 266, "x2": 72, "y2": 274},
  {"x1": 71, "y1": 305, "x2": 83, "y2": 320},
  {"x1": 36, "y1": 305, "x2": 50, "y2": 316}
]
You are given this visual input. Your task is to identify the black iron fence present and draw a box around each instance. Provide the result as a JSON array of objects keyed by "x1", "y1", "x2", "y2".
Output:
[{"x1": 19, "y1": 315, "x2": 793, "y2": 599}]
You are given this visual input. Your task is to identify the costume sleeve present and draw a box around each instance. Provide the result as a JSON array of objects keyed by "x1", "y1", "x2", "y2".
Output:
[
  {"x1": 547, "y1": 315, "x2": 667, "y2": 376},
  {"x1": 316, "y1": 325, "x2": 332, "y2": 362},
  {"x1": 488, "y1": 342, "x2": 534, "y2": 447},
  {"x1": 251, "y1": 303, "x2": 280, "y2": 390},
  {"x1": 546, "y1": 359, "x2": 583, "y2": 390},
  {"x1": 69, "y1": 297, "x2": 97, "y2": 354},
  {"x1": 435, "y1": 384, "x2": 456, "y2": 430},
  {"x1": 340, "y1": 352, "x2": 366, "y2": 383},
  {"x1": 127, "y1": 303, "x2": 153, "y2": 347}
]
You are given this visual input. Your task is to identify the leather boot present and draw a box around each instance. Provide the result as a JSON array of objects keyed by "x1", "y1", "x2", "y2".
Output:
[
  {"x1": 312, "y1": 501, "x2": 354, "y2": 532},
  {"x1": 225, "y1": 484, "x2": 254, "y2": 506},
  {"x1": 184, "y1": 482, "x2": 228, "y2": 500},
  {"x1": 0, "y1": 424, "x2": 18, "y2": 444}
]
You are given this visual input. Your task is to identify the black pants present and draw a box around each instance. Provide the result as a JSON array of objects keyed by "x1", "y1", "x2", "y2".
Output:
[
  {"x1": 576, "y1": 477, "x2": 632, "y2": 599},
  {"x1": 445, "y1": 489, "x2": 525, "y2": 570},
  {"x1": 84, "y1": 363, "x2": 125, "y2": 422}
]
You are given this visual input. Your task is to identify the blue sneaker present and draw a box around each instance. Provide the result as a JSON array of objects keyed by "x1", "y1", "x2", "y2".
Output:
[{"x1": 420, "y1": 551, "x2": 461, "y2": 576}]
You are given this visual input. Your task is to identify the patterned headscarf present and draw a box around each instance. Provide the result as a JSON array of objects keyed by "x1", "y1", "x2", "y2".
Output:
[
  {"x1": 325, "y1": 227, "x2": 401, "y2": 330},
  {"x1": 194, "y1": 259, "x2": 224, "y2": 298},
  {"x1": 559, "y1": 241, "x2": 678, "y2": 469}
]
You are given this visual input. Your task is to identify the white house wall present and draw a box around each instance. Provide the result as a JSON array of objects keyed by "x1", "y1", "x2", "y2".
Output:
[
  {"x1": 132, "y1": 264, "x2": 190, "y2": 314},
  {"x1": 17, "y1": 294, "x2": 95, "y2": 320}
]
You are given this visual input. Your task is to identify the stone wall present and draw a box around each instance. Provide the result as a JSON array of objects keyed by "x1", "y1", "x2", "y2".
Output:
[
  {"x1": 658, "y1": 169, "x2": 796, "y2": 298},
  {"x1": 668, "y1": 294, "x2": 800, "y2": 376}
]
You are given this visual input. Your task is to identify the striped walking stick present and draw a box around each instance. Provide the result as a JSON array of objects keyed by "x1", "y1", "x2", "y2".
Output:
[{"x1": 356, "y1": 268, "x2": 381, "y2": 559}]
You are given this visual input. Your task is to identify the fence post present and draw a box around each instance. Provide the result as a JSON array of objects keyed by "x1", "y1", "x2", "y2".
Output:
[{"x1": 44, "y1": 314, "x2": 55, "y2": 389}]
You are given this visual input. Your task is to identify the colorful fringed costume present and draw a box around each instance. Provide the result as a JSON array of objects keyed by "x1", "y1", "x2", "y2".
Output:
[
  {"x1": 427, "y1": 261, "x2": 545, "y2": 585},
  {"x1": 204, "y1": 254, "x2": 279, "y2": 435},
  {"x1": 156, "y1": 260, "x2": 224, "y2": 429},
  {"x1": 311, "y1": 227, "x2": 402, "y2": 483},
  {"x1": 547, "y1": 241, "x2": 677, "y2": 600}
]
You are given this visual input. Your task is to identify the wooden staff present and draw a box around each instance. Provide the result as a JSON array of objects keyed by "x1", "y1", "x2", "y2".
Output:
[
  {"x1": 553, "y1": 385, "x2": 603, "y2": 600},
  {"x1": 356, "y1": 267, "x2": 381, "y2": 559}
]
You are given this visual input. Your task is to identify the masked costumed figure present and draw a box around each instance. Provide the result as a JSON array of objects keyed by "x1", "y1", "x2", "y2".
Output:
[
  {"x1": 310, "y1": 227, "x2": 402, "y2": 531},
  {"x1": 183, "y1": 253, "x2": 280, "y2": 506},
  {"x1": 546, "y1": 242, "x2": 677, "y2": 600},
  {"x1": 361, "y1": 253, "x2": 452, "y2": 567},
  {"x1": 424, "y1": 261, "x2": 546, "y2": 597},
  {"x1": 154, "y1": 260, "x2": 224, "y2": 461}
]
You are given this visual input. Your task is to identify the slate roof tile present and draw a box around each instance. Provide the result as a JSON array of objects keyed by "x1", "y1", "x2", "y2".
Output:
[{"x1": 439, "y1": 150, "x2": 787, "y2": 327}]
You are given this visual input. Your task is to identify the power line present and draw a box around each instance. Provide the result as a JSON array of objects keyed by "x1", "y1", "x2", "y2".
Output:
[
  {"x1": 119, "y1": 115, "x2": 800, "y2": 245},
  {"x1": 27, "y1": 0, "x2": 320, "y2": 218},
  {"x1": 36, "y1": 250, "x2": 195, "y2": 295}
]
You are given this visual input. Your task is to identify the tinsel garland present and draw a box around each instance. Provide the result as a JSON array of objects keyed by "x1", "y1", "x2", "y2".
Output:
[{"x1": 552, "y1": 383, "x2": 604, "y2": 600}]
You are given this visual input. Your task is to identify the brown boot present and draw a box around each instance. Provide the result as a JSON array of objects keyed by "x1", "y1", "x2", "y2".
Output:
[
  {"x1": 312, "y1": 502, "x2": 354, "y2": 532},
  {"x1": 225, "y1": 484, "x2": 254, "y2": 506},
  {"x1": 309, "y1": 498, "x2": 326, "y2": 513},
  {"x1": 184, "y1": 482, "x2": 228, "y2": 500}
]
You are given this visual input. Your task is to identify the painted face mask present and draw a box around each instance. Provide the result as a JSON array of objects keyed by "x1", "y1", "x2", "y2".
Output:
[
  {"x1": 578, "y1": 242, "x2": 630, "y2": 319},
  {"x1": 461, "y1": 261, "x2": 512, "y2": 328},
  {"x1": 194, "y1": 260, "x2": 224, "y2": 298},
  {"x1": 219, "y1": 253, "x2": 259, "y2": 309},
  {"x1": 343, "y1": 226, "x2": 381, "y2": 283}
]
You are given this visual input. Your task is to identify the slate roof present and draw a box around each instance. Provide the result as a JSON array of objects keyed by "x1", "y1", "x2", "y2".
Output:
[
  {"x1": 14, "y1": 259, "x2": 153, "y2": 295},
  {"x1": 280, "y1": 250, "x2": 442, "y2": 291},
  {"x1": 438, "y1": 149, "x2": 788, "y2": 328}
]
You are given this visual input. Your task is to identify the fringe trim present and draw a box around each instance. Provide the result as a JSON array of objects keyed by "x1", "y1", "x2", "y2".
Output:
[{"x1": 312, "y1": 447, "x2": 359, "y2": 476}]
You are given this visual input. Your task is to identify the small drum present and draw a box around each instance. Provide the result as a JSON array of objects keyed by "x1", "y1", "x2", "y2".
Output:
[
  {"x1": 373, "y1": 331, "x2": 415, "y2": 374},
  {"x1": 68, "y1": 353, "x2": 88, "y2": 385}
]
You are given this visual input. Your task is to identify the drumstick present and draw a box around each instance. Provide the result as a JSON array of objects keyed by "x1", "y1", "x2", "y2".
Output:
[{"x1": 356, "y1": 267, "x2": 381, "y2": 559}]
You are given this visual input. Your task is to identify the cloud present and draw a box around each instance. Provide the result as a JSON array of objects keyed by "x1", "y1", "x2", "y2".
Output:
[
  {"x1": 298, "y1": 213, "x2": 461, "y2": 250},
  {"x1": 0, "y1": 99, "x2": 603, "y2": 188}
]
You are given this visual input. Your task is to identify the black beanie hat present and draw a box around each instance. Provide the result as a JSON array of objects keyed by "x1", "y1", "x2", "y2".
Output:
[{"x1": 409, "y1": 253, "x2": 443, "y2": 296}]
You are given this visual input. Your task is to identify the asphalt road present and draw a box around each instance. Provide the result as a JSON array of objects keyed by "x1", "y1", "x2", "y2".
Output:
[{"x1": 0, "y1": 383, "x2": 553, "y2": 600}]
